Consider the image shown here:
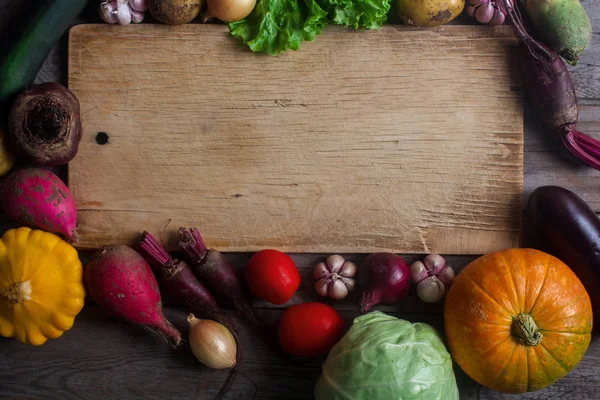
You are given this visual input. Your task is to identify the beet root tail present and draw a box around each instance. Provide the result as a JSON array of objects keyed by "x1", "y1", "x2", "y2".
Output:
[
  {"x1": 148, "y1": 317, "x2": 182, "y2": 348},
  {"x1": 563, "y1": 130, "x2": 600, "y2": 170}
]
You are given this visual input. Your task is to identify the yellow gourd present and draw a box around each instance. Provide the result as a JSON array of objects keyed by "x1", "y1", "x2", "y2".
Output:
[{"x1": 0, "y1": 227, "x2": 85, "y2": 345}]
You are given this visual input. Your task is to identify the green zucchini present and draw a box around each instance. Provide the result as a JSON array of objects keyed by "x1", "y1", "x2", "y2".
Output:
[{"x1": 0, "y1": 0, "x2": 87, "y2": 110}]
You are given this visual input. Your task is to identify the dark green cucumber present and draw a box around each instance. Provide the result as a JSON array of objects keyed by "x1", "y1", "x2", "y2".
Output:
[{"x1": 0, "y1": 0, "x2": 87, "y2": 110}]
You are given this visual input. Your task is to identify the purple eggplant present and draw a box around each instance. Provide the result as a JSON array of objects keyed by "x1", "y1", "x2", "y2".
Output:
[{"x1": 526, "y1": 186, "x2": 600, "y2": 323}]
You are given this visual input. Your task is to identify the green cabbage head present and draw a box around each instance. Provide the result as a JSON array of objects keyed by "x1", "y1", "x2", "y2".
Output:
[{"x1": 315, "y1": 311, "x2": 459, "y2": 400}]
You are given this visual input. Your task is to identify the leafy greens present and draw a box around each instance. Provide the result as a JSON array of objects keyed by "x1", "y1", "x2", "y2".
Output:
[
  {"x1": 320, "y1": 0, "x2": 391, "y2": 29},
  {"x1": 228, "y1": 0, "x2": 328, "y2": 56}
]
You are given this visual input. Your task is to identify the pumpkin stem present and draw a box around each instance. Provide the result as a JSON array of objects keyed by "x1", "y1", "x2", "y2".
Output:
[
  {"x1": 511, "y1": 313, "x2": 542, "y2": 346},
  {"x1": 0, "y1": 280, "x2": 32, "y2": 304}
]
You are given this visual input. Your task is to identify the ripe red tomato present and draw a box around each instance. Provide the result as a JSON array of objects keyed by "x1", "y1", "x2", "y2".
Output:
[
  {"x1": 245, "y1": 249, "x2": 300, "y2": 305},
  {"x1": 279, "y1": 302, "x2": 346, "y2": 358}
]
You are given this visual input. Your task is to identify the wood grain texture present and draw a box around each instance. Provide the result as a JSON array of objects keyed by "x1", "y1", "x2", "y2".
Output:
[{"x1": 67, "y1": 24, "x2": 523, "y2": 254}]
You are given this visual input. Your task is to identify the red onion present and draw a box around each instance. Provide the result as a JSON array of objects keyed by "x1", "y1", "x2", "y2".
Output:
[{"x1": 358, "y1": 253, "x2": 410, "y2": 313}]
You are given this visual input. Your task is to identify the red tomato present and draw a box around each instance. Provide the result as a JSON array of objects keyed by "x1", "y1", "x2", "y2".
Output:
[
  {"x1": 278, "y1": 302, "x2": 346, "y2": 358},
  {"x1": 246, "y1": 249, "x2": 300, "y2": 305}
]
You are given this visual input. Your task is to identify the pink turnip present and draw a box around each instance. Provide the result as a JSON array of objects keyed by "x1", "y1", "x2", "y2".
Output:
[
  {"x1": 0, "y1": 167, "x2": 77, "y2": 241},
  {"x1": 85, "y1": 245, "x2": 182, "y2": 346}
]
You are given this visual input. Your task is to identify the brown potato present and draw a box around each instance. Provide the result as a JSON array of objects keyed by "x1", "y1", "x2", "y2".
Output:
[
  {"x1": 397, "y1": 0, "x2": 464, "y2": 27},
  {"x1": 149, "y1": 0, "x2": 203, "y2": 25}
]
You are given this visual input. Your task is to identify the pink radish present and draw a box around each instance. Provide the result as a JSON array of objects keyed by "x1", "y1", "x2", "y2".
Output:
[
  {"x1": 0, "y1": 167, "x2": 77, "y2": 241},
  {"x1": 85, "y1": 245, "x2": 182, "y2": 346}
]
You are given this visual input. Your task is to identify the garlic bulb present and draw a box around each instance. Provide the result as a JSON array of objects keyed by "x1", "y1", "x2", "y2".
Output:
[
  {"x1": 99, "y1": 0, "x2": 147, "y2": 25},
  {"x1": 410, "y1": 254, "x2": 455, "y2": 303},
  {"x1": 314, "y1": 255, "x2": 356, "y2": 300}
]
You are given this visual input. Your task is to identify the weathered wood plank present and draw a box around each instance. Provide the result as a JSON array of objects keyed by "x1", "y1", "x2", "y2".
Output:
[
  {"x1": 2, "y1": 306, "x2": 600, "y2": 400},
  {"x1": 67, "y1": 24, "x2": 524, "y2": 254}
]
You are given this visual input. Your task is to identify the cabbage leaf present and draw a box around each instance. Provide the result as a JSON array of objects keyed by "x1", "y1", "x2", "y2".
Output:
[{"x1": 315, "y1": 311, "x2": 459, "y2": 400}]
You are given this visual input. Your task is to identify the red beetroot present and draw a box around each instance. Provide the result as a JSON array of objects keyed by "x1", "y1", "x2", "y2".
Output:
[
  {"x1": 138, "y1": 232, "x2": 223, "y2": 322},
  {"x1": 0, "y1": 167, "x2": 77, "y2": 241},
  {"x1": 85, "y1": 245, "x2": 181, "y2": 346},
  {"x1": 501, "y1": 0, "x2": 600, "y2": 170},
  {"x1": 179, "y1": 228, "x2": 256, "y2": 324}
]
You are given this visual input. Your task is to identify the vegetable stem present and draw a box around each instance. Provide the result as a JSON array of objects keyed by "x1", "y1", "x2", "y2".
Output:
[
  {"x1": 178, "y1": 227, "x2": 209, "y2": 265},
  {"x1": 139, "y1": 231, "x2": 175, "y2": 270},
  {"x1": 511, "y1": 313, "x2": 542, "y2": 346}
]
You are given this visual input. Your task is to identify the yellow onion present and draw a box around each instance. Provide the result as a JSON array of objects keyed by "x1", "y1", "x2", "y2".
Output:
[
  {"x1": 187, "y1": 314, "x2": 237, "y2": 369},
  {"x1": 0, "y1": 128, "x2": 15, "y2": 177},
  {"x1": 202, "y1": 0, "x2": 256, "y2": 22}
]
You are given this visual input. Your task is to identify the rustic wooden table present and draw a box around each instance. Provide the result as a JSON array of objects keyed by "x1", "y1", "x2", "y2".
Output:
[{"x1": 1, "y1": 1, "x2": 600, "y2": 399}]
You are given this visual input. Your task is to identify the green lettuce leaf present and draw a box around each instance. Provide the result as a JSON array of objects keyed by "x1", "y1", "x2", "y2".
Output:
[
  {"x1": 228, "y1": 0, "x2": 328, "y2": 56},
  {"x1": 320, "y1": 0, "x2": 391, "y2": 29}
]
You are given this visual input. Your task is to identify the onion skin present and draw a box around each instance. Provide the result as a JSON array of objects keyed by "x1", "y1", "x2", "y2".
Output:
[
  {"x1": 203, "y1": 0, "x2": 256, "y2": 22},
  {"x1": 0, "y1": 128, "x2": 15, "y2": 177},
  {"x1": 188, "y1": 314, "x2": 237, "y2": 369},
  {"x1": 8, "y1": 83, "x2": 81, "y2": 166},
  {"x1": 358, "y1": 253, "x2": 410, "y2": 313}
]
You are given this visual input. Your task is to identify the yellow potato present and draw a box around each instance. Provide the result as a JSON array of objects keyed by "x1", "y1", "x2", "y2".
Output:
[
  {"x1": 397, "y1": 0, "x2": 465, "y2": 27},
  {"x1": 0, "y1": 127, "x2": 15, "y2": 177}
]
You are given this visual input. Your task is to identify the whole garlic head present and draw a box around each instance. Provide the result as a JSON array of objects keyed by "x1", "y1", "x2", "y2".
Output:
[
  {"x1": 410, "y1": 254, "x2": 455, "y2": 303},
  {"x1": 314, "y1": 255, "x2": 356, "y2": 300}
]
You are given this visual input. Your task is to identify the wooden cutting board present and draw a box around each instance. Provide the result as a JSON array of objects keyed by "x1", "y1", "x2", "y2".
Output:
[{"x1": 68, "y1": 24, "x2": 523, "y2": 254}]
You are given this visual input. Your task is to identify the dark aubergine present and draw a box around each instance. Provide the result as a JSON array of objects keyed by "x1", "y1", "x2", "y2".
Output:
[{"x1": 526, "y1": 186, "x2": 600, "y2": 323}]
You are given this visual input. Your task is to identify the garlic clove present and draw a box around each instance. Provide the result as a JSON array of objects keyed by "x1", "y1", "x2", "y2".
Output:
[
  {"x1": 410, "y1": 261, "x2": 429, "y2": 284},
  {"x1": 99, "y1": 2, "x2": 119, "y2": 24},
  {"x1": 116, "y1": 0, "x2": 132, "y2": 25},
  {"x1": 314, "y1": 261, "x2": 330, "y2": 279},
  {"x1": 340, "y1": 276, "x2": 356, "y2": 292},
  {"x1": 339, "y1": 260, "x2": 357, "y2": 277},
  {"x1": 130, "y1": 0, "x2": 148, "y2": 12},
  {"x1": 327, "y1": 254, "x2": 346, "y2": 274},
  {"x1": 437, "y1": 266, "x2": 456, "y2": 286},
  {"x1": 330, "y1": 279, "x2": 349, "y2": 300},
  {"x1": 131, "y1": 9, "x2": 145, "y2": 23},
  {"x1": 423, "y1": 254, "x2": 446, "y2": 275},
  {"x1": 416, "y1": 276, "x2": 446, "y2": 303},
  {"x1": 315, "y1": 277, "x2": 331, "y2": 297}
]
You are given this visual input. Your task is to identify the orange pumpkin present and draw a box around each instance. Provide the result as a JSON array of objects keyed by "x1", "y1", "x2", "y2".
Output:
[{"x1": 445, "y1": 248, "x2": 592, "y2": 394}]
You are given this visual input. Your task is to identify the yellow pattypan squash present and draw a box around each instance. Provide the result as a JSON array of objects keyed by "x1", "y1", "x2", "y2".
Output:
[{"x1": 0, "y1": 227, "x2": 85, "y2": 345}]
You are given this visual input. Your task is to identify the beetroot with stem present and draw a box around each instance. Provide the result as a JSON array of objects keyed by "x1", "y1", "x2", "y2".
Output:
[
  {"x1": 500, "y1": 0, "x2": 600, "y2": 170},
  {"x1": 138, "y1": 231, "x2": 224, "y2": 322},
  {"x1": 178, "y1": 228, "x2": 257, "y2": 324},
  {"x1": 85, "y1": 245, "x2": 181, "y2": 346}
]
